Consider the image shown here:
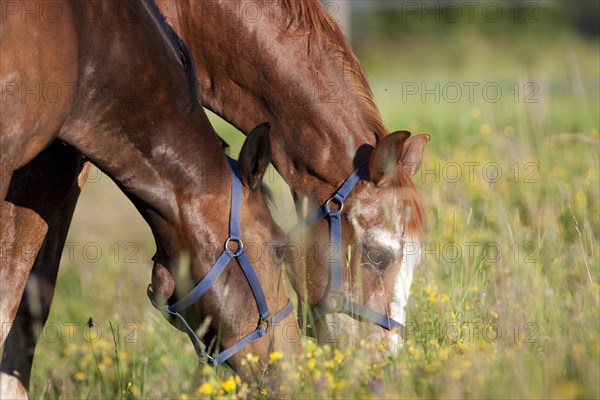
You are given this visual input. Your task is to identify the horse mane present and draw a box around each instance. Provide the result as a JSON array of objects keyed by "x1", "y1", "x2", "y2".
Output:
[
  {"x1": 143, "y1": 0, "x2": 199, "y2": 110},
  {"x1": 282, "y1": 0, "x2": 388, "y2": 139}
]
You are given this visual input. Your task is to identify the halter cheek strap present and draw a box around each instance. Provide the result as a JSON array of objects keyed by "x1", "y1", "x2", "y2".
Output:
[
  {"x1": 147, "y1": 157, "x2": 293, "y2": 366},
  {"x1": 292, "y1": 167, "x2": 405, "y2": 337}
]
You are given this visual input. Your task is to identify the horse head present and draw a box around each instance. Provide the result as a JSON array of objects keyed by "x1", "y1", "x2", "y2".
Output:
[
  {"x1": 147, "y1": 124, "x2": 299, "y2": 378},
  {"x1": 285, "y1": 131, "x2": 429, "y2": 346}
]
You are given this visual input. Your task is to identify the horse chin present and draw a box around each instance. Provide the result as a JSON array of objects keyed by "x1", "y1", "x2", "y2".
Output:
[
  {"x1": 315, "y1": 314, "x2": 404, "y2": 352},
  {"x1": 0, "y1": 372, "x2": 28, "y2": 400},
  {"x1": 314, "y1": 314, "x2": 359, "y2": 346},
  {"x1": 367, "y1": 329, "x2": 405, "y2": 353},
  {"x1": 151, "y1": 261, "x2": 175, "y2": 303}
]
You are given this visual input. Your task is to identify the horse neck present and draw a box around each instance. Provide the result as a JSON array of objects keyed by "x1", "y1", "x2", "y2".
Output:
[
  {"x1": 66, "y1": 112, "x2": 229, "y2": 249},
  {"x1": 159, "y1": 0, "x2": 385, "y2": 206},
  {"x1": 59, "y1": 0, "x2": 231, "y2": 257}
]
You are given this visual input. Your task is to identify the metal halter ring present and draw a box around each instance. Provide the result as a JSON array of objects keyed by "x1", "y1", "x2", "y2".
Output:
[
  {"x1": 325, "y1": 196, "x2": 344, "y2": 213},
  {"x1": 258, "y1": 314, "x2": 273, "y2": 333},
  {"x1": 224, "y1": 237, "x2": 244, "y2": 256}
]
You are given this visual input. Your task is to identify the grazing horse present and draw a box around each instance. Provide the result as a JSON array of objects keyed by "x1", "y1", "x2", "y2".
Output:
[
  {"x1": 156, "y1": 0, "x2": 430, "y2": 344},
  {"x1": 2, "y1": 0, "x2": 431, "y2": 392},
  {"x1": 0, "y1": 0, "x2": 298, "y2": 397}
]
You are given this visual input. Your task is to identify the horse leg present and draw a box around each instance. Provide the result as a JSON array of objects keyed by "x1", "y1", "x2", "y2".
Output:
[
  {"x1": 0, "y1": 141, "x2": 86, "y2": 399},
  {"x1": 0, "y1": 204, "x2": 47, "y2": 346}
]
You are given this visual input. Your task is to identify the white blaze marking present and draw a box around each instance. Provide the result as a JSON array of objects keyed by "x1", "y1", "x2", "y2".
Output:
[
  {"x1": 390, "y1": 237, "x2": 421, "y2": 325},
  {"x1": 348, "y1": 204, "x2": 422, "y2": 350},
  {"x1": 369, "y1": 228, "x2": 402, "y2": 256}
]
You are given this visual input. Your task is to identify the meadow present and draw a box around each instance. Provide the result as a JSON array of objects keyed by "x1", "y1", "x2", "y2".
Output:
[{"x1": 17, "y1": 2, "x2": 600, "y2": 399}]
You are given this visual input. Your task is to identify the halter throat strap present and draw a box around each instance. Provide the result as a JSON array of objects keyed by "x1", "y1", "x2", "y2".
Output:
[{"x1": 147, "y1": 157, "x2": 293, "y2": 366}]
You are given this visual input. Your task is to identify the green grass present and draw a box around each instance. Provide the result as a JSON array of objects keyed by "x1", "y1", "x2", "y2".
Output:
[{"x1": 19, "y1": 10, "x2": 600, "y2": 400}]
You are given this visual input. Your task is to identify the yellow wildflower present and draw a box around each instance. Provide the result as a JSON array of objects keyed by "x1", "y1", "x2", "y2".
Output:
[
  {"x1": 269, "y1": 351, "x2": 283, "y2": 362},
  {"x1": 245, "y1": 353, "x2": 259, "y2": 364},
  {"x1": 74, "y1": 371, "x2": 85, "y2": 382},
  {"x1": 439, "y1": 346, "x2": 450, "y2": 360},
  {"x1": 479, "y1": 123, "x2": 492, "y2": 135},
  {"x1": 305, "y1": 340, "x2": 317, "y2": 355},
  {"x1": 325, "y1": 372, "x2": 335, "y2": 390},
  {"x1": 195, "y1": 383, "x2": 212, "y2": 396},
  {"x1": 127, "y1": 382, "x2": 139, "y2": 396},
  {"x1": 427, "y1": 291, "x2": 437, "y2": 303},
  {"x1": 222, "y1": 376, "x2": 236, "y2": 392},
  {"x1": 333, "y1": 349, "x2": 344, "y2": 364}
]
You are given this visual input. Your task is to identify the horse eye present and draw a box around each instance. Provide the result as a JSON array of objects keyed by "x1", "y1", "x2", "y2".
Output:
[{"x1": 365, "y1": 248, "x2": 391, "y2": 269}]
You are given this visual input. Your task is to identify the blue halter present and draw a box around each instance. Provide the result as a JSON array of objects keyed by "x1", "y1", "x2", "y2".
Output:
[
  {"x1": 293, "y1": 167, "x2": 405, "y2": 337},
  {"x1": 147, "y1": 157, "x2": 293, "y2": 366}
]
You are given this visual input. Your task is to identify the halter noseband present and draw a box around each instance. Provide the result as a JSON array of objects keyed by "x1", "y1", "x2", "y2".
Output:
[
  {"x1": 292, "y1": 167, "x2": 405, "y2": 338},
  {"x1": 147, "y1": 157, "x2": 293, "y2": 366}
]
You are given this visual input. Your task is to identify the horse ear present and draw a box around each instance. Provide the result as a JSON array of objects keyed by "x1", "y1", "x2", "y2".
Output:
[
  {"x1": 368, "y1": 130, "x2": 411, "y2": 185},
  {"x1": 238, "y1": 122, "x2": 271, "y2": 191},
  {"x1": 400, "y1": 134, "x2": 430, "y2": 177}
]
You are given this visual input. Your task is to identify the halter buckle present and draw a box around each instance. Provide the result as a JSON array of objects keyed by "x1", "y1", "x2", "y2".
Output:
[
  {"x1": 224, "y1": 237, "x2": 244, "y2": 257},
  {"x1": 325, "y1": 196, "x2": 344, "y2": 213}
]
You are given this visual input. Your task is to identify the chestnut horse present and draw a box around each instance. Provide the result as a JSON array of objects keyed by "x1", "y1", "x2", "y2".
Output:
[
  {"x1": 2, "y1": 0, "x2": 430, "y2": 393},
  {"x1": 0, "y1": 0, "x2": 298, "y2": 397}
]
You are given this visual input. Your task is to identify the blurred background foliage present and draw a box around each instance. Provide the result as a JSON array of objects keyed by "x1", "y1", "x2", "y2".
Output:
[{"x1": 351, "y1": 0, "x2": 599, "y2": 77}]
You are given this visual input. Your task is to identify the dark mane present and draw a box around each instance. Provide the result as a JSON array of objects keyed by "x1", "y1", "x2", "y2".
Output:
[
  {"x1": 282, "y1": 0, "x2": 388, "y2": 138},
  {"x1": 143, "y1": 0, "x2": 199, "y2": 110}
]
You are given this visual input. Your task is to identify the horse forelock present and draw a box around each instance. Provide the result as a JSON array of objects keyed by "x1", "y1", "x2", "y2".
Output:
[
  {"x1": 281, "y1": 0, "x2": 388, "y2": 139},
  {"x1": 394, "y1": 172, "x2": 426, "y2": 240}
]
